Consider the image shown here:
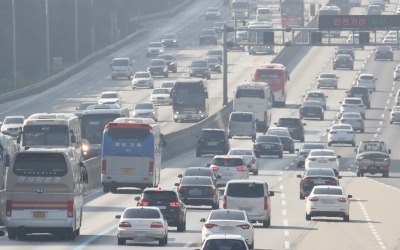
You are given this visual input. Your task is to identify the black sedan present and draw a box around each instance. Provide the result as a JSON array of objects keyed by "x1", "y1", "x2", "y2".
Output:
[
  {"x1": 374, "y1": 46, "x2": 393, "y2": 61},
  {"x1": 175, "y1": 176, "x2": 219, "y2": 209},
  {"x1": 177, "y1": 167, "x2": 220, "y2": 187},
  {"x1": 253, "y1": 135, "x2": 283, "y2": 158},
  {"x1": 296, "y1": 168, "x2": 340, "y2": 199},
  {"x1": 205, "y1": 56, "x2": 221, "y2": 73},
  {"x1": 157, "y1": 54, "x2": 178, "y2": 73},
  {"x1": 160, "y1": 33, "x2": 179, "y2": 48},
  {"x1": 333, "y1": 54, "x2": 354, "y2": 70},
  {"x1": 299, "y1": 105, "x2": 324, "y2": 120}
]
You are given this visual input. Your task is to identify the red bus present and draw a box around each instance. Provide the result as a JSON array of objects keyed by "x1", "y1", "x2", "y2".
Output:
[
  {"x1": 252, "y1": 64, "x2": 290, "y2": 106},
  {"x1": 280, "y1": 0, "x2": 305, "y2": 27}
]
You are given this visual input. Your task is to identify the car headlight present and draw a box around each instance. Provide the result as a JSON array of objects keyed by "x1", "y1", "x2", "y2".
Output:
[
  {"x1": 190, "y1": 70, "x2": 194, "y2": 74},
  {"x1": 161, "y1": 40, "x2": 165, "y2": 43},
  {"x1": 173, "y1": 40, "x2": 177, "y2": 42},
  {"x1": 82, "y1": 144, "x2": 89, "y2": 152},
  {"x1": 160, "y1": 49, "x2": 164, "y2": 53}
]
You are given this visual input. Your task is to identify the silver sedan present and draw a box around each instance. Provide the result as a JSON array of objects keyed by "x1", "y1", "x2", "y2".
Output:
[
  {"x1": 316, "y1": 73, "x2": 338, "y2": 89},
  {"x1": 227, "y1": 148, "x2": 260, "y2": 175},
  {"x1": 389, "y1": 106, "x2": 400, "y2": 124}
]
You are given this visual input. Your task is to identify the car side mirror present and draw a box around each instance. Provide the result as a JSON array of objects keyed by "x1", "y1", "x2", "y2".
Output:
[
  {"x1": 246, "y1": 164, "x2": 252, "y2": 168},
  {"x1": 178, "y1": 174, "x2": 183, "y2": 178},
  {"x1": 348, "y1": 195, "x2": 352, "y2": 199},
  {"x1": 326, "y1": 128, "x2": 330, "y2": 132},
  {"x1": 200, "y1": 218, "x2": 206, "y2": 222},
  {"x1": 388, "y1": 149, "x2": 391, "y2": 154},
  {"x1": 339, "y1": 101, "x2": 342, "y2": 104},
  {"x1": 354, "y1": 148, "x2": 357, "y2": 153},
  {"x1": 338, "y1": 176, "x2": 342, "y2": 179},
  {"x1": 205, "y1": 163, "x2": 211, "y2": 168},
  {"x1": 303, "y1": 123, "x2": 306, "y2": 126},
  {"x1": 273, "y1": 122, "x2": 278, "y2": 125},
  {"x1": 174, "y1": 183, "x2": 180, "y2": 186},
  {"x1": 269, "y1": 191, "x2": 274, "y2": 196},
  {"x1": 337, "y1": 155, "x2": 341, "y2": 159},
  {"x1": 115, "y1": 215, "x2": 121, "y2": 219},
  {"x1": 134, "y1": 196, "x2": 141, "y2": 201},
  {"x1": 296, "y1": 174, "x2": 302, "y2": 178},
  {"x1": 216, "y1": 175, "x2": 222, "y2": 179}
]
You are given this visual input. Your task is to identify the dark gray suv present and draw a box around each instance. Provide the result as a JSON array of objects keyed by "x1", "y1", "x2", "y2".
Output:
[
  {"x1": 189, "y1": 59, "x2": 211, "y2": 79},
  {"x1": 196, "y1": 128, "x2": 230, "y2": 157}
]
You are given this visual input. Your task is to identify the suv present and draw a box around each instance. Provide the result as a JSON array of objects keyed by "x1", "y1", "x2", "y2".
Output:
[
  {"x1": 227, "y1": 112, "x2": 257, "y2": 140},
  {"x1": 196, "y1": 128, "x2": 230, "y2": 157},
  {"x1": 110, "y1": 57, "x2": 132, "y2": 80},
  {"x1": 346, "y1": 86, "x2": 371, "y2": 108},
  {"x1": 374, "y1": 46, "x2": 393, "y2": 61},
  {"x1": 333, "y1": 54, "x2": 354, "y2": 70},
  {"x1": 178, "y1": 167, "x2": 220, "y2": 186},
  {"x1": 157, "y1": 54, "x2": 178, "y2": 73},
  {"x1": 146, "y1": 42, "x2": 165, "y2": 57},
  {"x1": 199, "y1": 29, "x2": 218, "y2": 45},
  {"x1": 335, "y1": 46, "x2": 355, "y2": 59},
  {"x1": 147, "y1": 59, "x2": 169, "y2": 77},
  {"x1": 135, "y1": 188, "x2": 187, "y2": 232},
  {"x1": 303, "y1": 91, "x2": 328, "y2": 110},
  {"x1": 160, "y1": 33, "x2": 179, "y2": 48},
  {"x1": 189, "y1": 59, "x2": 211, "y2": 79},
  {"x1": 274, "y1": 118, "x2": 305, "y2": 142},
  {"x1": 223, "y1": 180, "x2": 275, "y2": 228},
  {"x1": 354, "y1": 141, "x2": 391, "y2": 177}
]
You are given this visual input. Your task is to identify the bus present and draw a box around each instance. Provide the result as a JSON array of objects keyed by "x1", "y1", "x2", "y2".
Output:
[
  {"x1": 247, "y1": 21, "x2": 275, "y2": 55},
  {"x1": 101, "y1": 118, "x2": 162, "y2": 193},
  {"x1": 280, "y1": 0, "x2": 305, "y2": 27},
  {"x1": 252, "y1": 63, "x2": 290, "y2": 106},
  {"x1": 171, "y1": 78, "x2": 209, "y2": 122},
  {"x1": 328, "y1": 0, "x2": 350, "y2": 15},
  {"x1": 233, "y1": 82, "x2": 273, "y2": 132},
  {"x1": 0, "y1": 133, "x2": 19, "y2": 189},
  {"x1": 80, "y1": 108, "x2": 129, "y2": 160},
  {"x1": 17, "y1": 113, "x2": 82, "y2": 159},
  {"x1": 318, "y1": 6, "x2": 342, "y2": 37}
]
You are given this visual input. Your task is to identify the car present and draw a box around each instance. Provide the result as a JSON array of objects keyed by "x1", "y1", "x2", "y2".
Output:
[
  {"x1": 299, "y1": 104, "x2": 324, "y2": 120},
  {"x1": 339, "y1": 97, "x2": 366, "y2": 118},
  {"x1": 204, "y1": 7, "x2": 221, "y2": 20},
  {"x1": 297, "y1": 168, "x2": 341, "y2": 200},
  {"x1": 334, "y1": 45, "x2": 355, "y2": 59},
  {"x1": 134, "y1": 188, "x2": 186, "y2": 232},
  {"x1": 303, "y1": 91, "x2": 327, "y2": 110},
  {"x1": 389, "y1": 106, "x2": 400, "y2": 124},
  {"x1": 157, "y1": 54, "x2": 178, "y2": 73},
  {"x1": 305, "y1": 149, "x2": 341, "y2": 176},
  {"x1": 110, "y1": 57, "x2": 133, "y2": 80},
  {"x1": 97, "y1": 91, "x2": 122, "y2": 106},
  {"x1": 301, "y1": 99, "x2": 323, "y2": 109},
  {"x1": 227, "y1": 37, "x2": 246, "y2": 51},
  {"x1": 346, "y1": 86, "x2": 371, "y2": 109},
  {"x1": 200, "y1": 209, "x2": 254, "y2": 248},
  {"x1": 199, "y1": 29, "x2": 218, "y2": 45},
  {"x1": 208, "y1": 155, "x2": 250, "y2": 187},
  {"x1": 212, "y1": 22, "x2": 225, "y2": 34},
  {"x1": 131, "y1": 71, "x2": 154, "y2": 89},
  {"x1": 333, "y1": 54, "x2": 354, "y2": 70},
  {"x1": 382, "y1": 36, "x2": 399, "y2": 50},
  {"x1": 369, "y1": 0, "x2": 385, "y2": 10},
  {"x1": 374, "y1": 46, "x2": 393, "y2": 61},
  {"x1": 305, "y1": 186, "x2": 352, "y2": 222},
  {"x1": 146, "y1": 42, "x2": 165, "y2": 57},
  {"x1": 266, "y1": 127, "x2": 295, "y2": 153},
  {"x1": 338, "y1": 112, "x2": 365, "y2": 132},
  {"x1": 189, "y1": 59, "x2": 211, "y2": 79},
  {"x1": 160, "y1": 33, "x2": 179, "y2": 48},
  {"x1": 346, "y1": 33, "x2": 364, "y2": 50},
  {"x1": 196, "y1": 128, "x2": 230, "y2": 157},
  {"x1": 223, "y1": 179, "x2": 275, "y2": 228},
  {"x1": 236, "y1": 30, "x2": 248, "y2": 41},
  {"x1": 367, "y1": 4, "x2": 382, "y2": 14},
  {"x1": 355, "y1": 151, "x2": 391, "y2": 177},
  {"x1": 205, "y1": 56, "x2": 222, "y2": 73},
  {"x1": 356, "y1": 73, "x2": 377, "y2": 91},
  {"x1": 295, "y1": 142, "x2": 327, "y2": 168},
  {"x1": 0, "y1": 116, "x2": 24, "y2": 138},
  {"x1": 355, "y1": 140, "x2": 391, "y2": 154},
  {"x1": 206, "y1": 49, "x2": 223, "y2": 63},
  {"x1": 394, "y1": 64, "x2": 400, "y2": 81},
  {"x1": 115, "y1": 207, "x2": 168, "y2": 246},
  {"x1": 253, "y1": 134, "x2": 283, "y2": 158},
  {"x1": 227, "y1": 111, "x2": 257, "y2": 140},
  {"x1": 327, "y1": 123, "x2": 356, "y2": 147},
  {"x1": 316, "y1": 73, "x2": 338, "y2": 89},
  {"x1": 227, "y1": 148, "x2": 260, "y2": 175},
  {"x1": 150, "y1": 88, "x2": 172, "y2": 106},
  {"x1": 178, "y1": 167, "x2": 220, "y2": 187},
  {"x1": 197, "y1": 234, "x2": 250, "y2": 250},
  {"x1": 175, "y1": 176, "x2": 219, "y2": 209},
  {"x1": 160, "y1": 81, "x2": 175, "y2": 91},
  {"x1": 147, "y1": 59, "x2": 169, "y2": 77},
  {"x1": 76, "y1": 102, "x2": 97, "y2": 111},
  {"x1": 132, "y1": 102, "x2": 158, "y2": 121},
  {"x1": 274, "y1": 117, "x2": 305, "y2": 142}
]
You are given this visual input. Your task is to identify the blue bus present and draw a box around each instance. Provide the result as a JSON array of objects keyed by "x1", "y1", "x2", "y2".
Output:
[{"x1": 101, "y1": 118, "x2": 162, "y2": 193}]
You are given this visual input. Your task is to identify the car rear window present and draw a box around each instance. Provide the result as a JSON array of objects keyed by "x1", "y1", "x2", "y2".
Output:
[
  {"x1": 209, "y1": 210, "x2": 246, "y2": 220},
  {"x1": 142, "y1": 191, "x2": 178, "y2": 201},
  {"x1": 230, "y1": 113, "x2": 253, "y2": 122},
  {"x1": 301, "y1": 105, "x2": 320, "y2": 111},
  {"x1": 267, "y1": 129, "x2": 289, "y2": 137},
  {"x1": 201, "y1": 130, "x2": 225, "y2": 139},
  {"x1": 203, "y1": 239, "x2": 247, "y2": 250},
  {"x1": 13, "y1": 153, "x2": 68, "y2": 177},
  {"x1": 257, "y1": 135, "x2": 280, "y2": 143},
  {"x1": 184, "y1": 168, "x2": 212, "y2": 177},
  {"x1": 306, "y1": 169, "x2": 335, "y2": 177},
  {"x1": 344, "y1": 99, "x2": 362, "y2": 104},
  {"x1": 309, "y1": 150, "x2": 335, "y2": 157},
  {"x1": 226, "y1": 183, "x2": 265, "y2": 197},
  {"x1": 181, "y1": 176, "x2": 213, "y2": 185},
  {"x1": 307, "y1": 92, "x2": 324, "y2": 98},
  {"x1": 278, "y1": 118, "x2": 300, "y2": 126},
  {"x1": 123, "y1": 208, "x2": 161, "y2": 219},
  {"x1": 212, "y1": 158, "x2": 244, "y2": 166},
  {"x1": 359, "y1": 75, "x2": 373, "y2": 80},
  {"x1": 301, "y1": 144, "x2": 326, "y2": 150},
  {"x1": 313, "y1": 188, "x2": 343, "y2": 195},
  {"x1": 235, "y1": 89, "x2": 265, "y2": 99},
  {"x1": 350, "y1": 87, "x2": 368, "y2": 94}
]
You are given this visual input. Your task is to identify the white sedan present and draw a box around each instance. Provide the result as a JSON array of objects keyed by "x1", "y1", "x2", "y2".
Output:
[
  {"x1": 316, "y1": 73, "x2": 338, "y2": 89},
  {"x1": 327, "y1": 124, "x2": 356, "y2": 147},
  {"x1": 200, "y1": 209, "x2": 254, "y2": 249},
  {"x1": 305, "y1": 186, "x2": 352, "y2": 222},
  {"x1": 389, "y1": 106, "x2": 400, "y2": 124},
  {"x1": 97, "y1": 91, "x2": 122, "y2": 106},
  {"x1": 116, "y1": 207, "x2": 168, "y2": 246},
  {"x1": 132, "y1": 71, "x2": 154, "y2": 89},
  {"x1": 339, "y1": 97, "x2": 366, "y2": 118},
  {"x1": 356, "y1": 73, "x2": 376, "y2": 91},
  {"x1": 305, "y1": 149, "x2": 341, "y2": 176},
  {"x1": 150, "y1": 88, "x2": 171, "y2": 105},
  {"x1": 227, "y1": 148, "x2": 260, "y2": 175}
]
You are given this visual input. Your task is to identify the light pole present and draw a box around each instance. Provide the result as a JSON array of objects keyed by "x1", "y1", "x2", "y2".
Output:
[
  {"x1": 74, "y1": 0, "x2": 78, "y2": 62},
  {"x1": 45, "y1": 0, "x2": 50, "y2": 76},
  {"x1": 12, "y1": 0, "x2": 16, "y2": 90},
  {"x1": 91, "y1": 0, "x2": 94, "y2": 53}
]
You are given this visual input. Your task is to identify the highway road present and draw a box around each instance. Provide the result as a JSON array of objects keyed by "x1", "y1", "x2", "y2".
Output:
[{"x1": 1, "y1": 0, "x2": 400, "y2": 249}]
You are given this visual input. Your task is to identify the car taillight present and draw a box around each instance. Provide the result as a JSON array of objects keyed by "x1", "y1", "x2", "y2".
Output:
[
  {"x1": 309, "y1": 197, "x2": 319, "y2": 201},
  {"x1": 150, "y1": 222, "x2": 164, "y2": 228},
  {"x1": 149, "y1": 160, "x2": 154, "y2": 175},
  {"x1": 101, "y1": 159, "x2": 106, "y2": 174},
  {"x1": 204, "y1": 223, "x2": 217, "y2": 229},
  {"x1": 6, "y1": 200, "x2": 12, "y2": 217},
  {"x1": 137, "y1": 200, "x2": 149, "y2": 206},
  {"x1": 329, "y1": 179, "x2": 338, "y2": 185},
  {"x1": 277, "y1": 144, "x2": 283, "y2": 150},
  {"x1": 338, "y1": 198, "x2": 347, "y2": 202},
  {"x1": 329, "y1": 158, "x2": 336, "y2": 161},
  {"x1": 237, "y1": 224, "x2": 251, "y2": 229},
  {"x1": 211, "y1": 166, "x2": 219, "y2": 172},
  {"x1": 249, "y1": 158, "x2": 256, "y2": 164},
  {"x1": 119, "y1": 222, "x2": 132, "y2": 228},
  {"x1": 237, "y1": 166, "x2": 247, "y2": 172},
  {"x1": 169, "y1": 201, "x2": 181, "y2": 207},
  {"x1": 264, "y1": 196, "x2": 269, "y2": 210},
  {"x1": 67, "y1": 201, "x2": 74, "y2": 217},
  {"x1": 223, "y1": 195, "x2": 227, "y2": 209},
  {"x1": 178, "y1": 186, "x2": 188, "y2": 193},
  {"x1": 301, "y1": 178, "x2": 310, "y2": 184},
  {"x1": 340, "y1": 119, "x2": 346, "y2": 123},
  {"x1": 204, "y1": 187, "x2": 215, "y2": 194}
]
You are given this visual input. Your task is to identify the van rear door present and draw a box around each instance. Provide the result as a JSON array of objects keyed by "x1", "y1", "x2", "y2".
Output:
[{"x1": 226, "y1": 182, "x2": 265, "y2": 216}]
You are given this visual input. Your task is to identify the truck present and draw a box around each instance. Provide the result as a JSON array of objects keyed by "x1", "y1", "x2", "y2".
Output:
[
  {"x1": 354, "y1": 141, "x2": 391, "y2": 177},
  {"x1": 231, "y1": 0, "x2": 250, "y2": 20}
]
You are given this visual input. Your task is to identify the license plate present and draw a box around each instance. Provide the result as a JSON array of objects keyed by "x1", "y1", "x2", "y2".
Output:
[
  {"x1": 32, "y1": 211, "x2": 46, "y2": 219},
  {"x1": 219, "y1": 226, "x2": 234, "y2": 231},
  {"x1": 340, "y1": 64, "x2": 346, "y2": 66},
  {"x1": 321, "y1": 199, "x2": 335, "y2": 204},
  {"x1": 122, "y1": 168, "x2": 133, "y2": 174},
  {"x1": 189, "y1": 189, "x2": 202, "y2": 196},
  {"x1": 369, "y1": 166, "x2": 377, "y2": 170},
  {"x1": 307, "y1": 113, "x2": 315, "y2": 115},
  {"x1": 313, "y1": 180, "x2": 326, "y2": 184},
  {"x1": 338, "y1": 138, "x2": 345, "y2": 141},
  {"x1": 239, "y1": 207, "x2": 253, "y2": 212},
  {"x1": 208, "y1": 142, "x2": 218, "y2": 146},
  {"x1": 263, "y1": 145, "x2": 271, "y2": 149},
  {"x1": 186, "y1": 115, "x2": 192, "y2": 119},
  {"x1": 156, "y1": 206, "x2": 166, "y2": 209},
  {"x1": 318, "y1": 160, "x2": 328, "y2": 163}
]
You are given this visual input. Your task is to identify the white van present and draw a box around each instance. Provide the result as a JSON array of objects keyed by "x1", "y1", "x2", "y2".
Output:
[
  {"x1": 256, "y1": 8, "x2": 272, "y2": 21},
  {"x1": 110, "y1": 57, "x2": 133, "y2": 80},
  {"x1": 5, "y1": 148, "x2": 88, "y2": 240}
]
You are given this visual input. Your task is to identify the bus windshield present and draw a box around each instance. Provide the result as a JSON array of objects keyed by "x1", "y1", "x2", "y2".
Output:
[
  {"x1": 22, "y1": 125, "x2": 69, "y2": 147},
  {"x1": 281, "y1": 4, "x2": 304, "y2": 16},
  {"x1": 81, "y1": 113, "x2": 121, "y2": 144},
  {"x1": 173, "y1": 93, "x2": 205, "y2": 107}
]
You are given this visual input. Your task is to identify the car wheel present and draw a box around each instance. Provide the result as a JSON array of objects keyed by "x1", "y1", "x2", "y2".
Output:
[
  {"x1": 159, "y1": 236, "x2": 166, "y2": 246},
  {"x1": 343, "y1": 215, "x2": 350, "y2": 222},
  {"x1": 390, "y1": 120, "x2": 393, "y2": 124},
  {"x1": 255, "y1": 153, "x2": 260, "y2": 158},
  {"x1": 306, "y1": 213, "x2": 311, "y2": 221},
  {"x1": 212, "y1": 201, "x2": 219, "y2": 210},
  {"x1": 356, "y1": 171, "x2": 361, "y2": 177},
  {"x1": 360, "y1": 128, "x2": 365, "y2": 133},
  {"x1": 253, "y1": 169, "x2": 259, "y2": 175},
  {"x1": 383, "y1": 171, "x2": 389, "y2": 178},
  {"x1": 360, "y1": 172, "x2": 364, "y2": 177},
  {"x1": 320, "y1": 115, "x2": 324, "y2": 121},
  {"x1": 117, "y1": 237, "x2": 126, "y2": 245},
  {"x1": 278, "y1": 153, "x2": 283, "y2": 159},
  {"x1": 300, "y1": 193, "x2": 304, "y2": 200},
  {"x1": 328, "y1": 142, "x2": 332, "y2": 146},
  {"x1": 196, "y1": 149, "x2": 201, "y2": 157},
  {"x1": 177, "y1": 220, "x2": 186, "y2": 232},
  {"x1": 103, "y1": 185, "x2": 110, "y2": 193},
  {"x1": 173, "y1": 68, "x2": 177, "y2": 73},
  {"x1": 351, "y1": 142, "x2": 355, "y2": 147},
  {"x1": 300, "y1": 137, "x2": 305, "y2": 142},
  {"x1": 262, "y1": 218, "x2": 271, "y2": 228},
  {"x1": 207, "y1": 75, "x2": 211, "y2": 80},
  {"x1": 111, "y1": 76, "x2": 116, "y2": 80},
  {"x1": 66, "y1": 229, "x2": 76, "y2": 240},
  {"x1": 164, "y1": 73, "x2": 168, "y2": 78},
  {"x1": 8, "y1": 231, "x2": 17, "y2": 240},
  {"x1": 290, "y1": 149, "x2": 294, "y2": 154}
]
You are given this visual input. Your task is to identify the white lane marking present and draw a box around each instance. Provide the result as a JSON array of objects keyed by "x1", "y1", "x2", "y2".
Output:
[
  {"x1": 52, "y1": 105, "x2": 58, "y2": 109},
  {"x1": 389, "y1": 92, "x2": 393, "y2": 97},
  {"x1": 379, "y1": 121, "x2": 383, "y2": 125},
  {"x1": 77, "y1": 91, "x2": 82, "y2": 96},
  {"x1": 64, "y1": 98, "x2": 71, "y2": 103},
  {"x1": 281, "y1": 193, "x2": 286, "y2": 199},
  {"x1": 87, "y1": 86, "x2": 93, "y2": 90},
  {"x1": 285, "y1": 241, "x2": 290, "y2": 249},
  {"x1": 357, "y1": 199, "x2": 386, "y2": 249},
  {"x1": 283, "y1": 219, "x2": 288, "y2": 227},
  {"x1": 386, "y1": 99, "x2": 390, "y2": 104},
  {"x1": 377, "y1": 128, "x2": 381, "y2": 132},
  {"x1": 97, "y1": 80, "x2": 103, "y2": 85},
  {"x1": 280, "y1": 185, "x2": 284, "y2": 190},
  {"x1": 374, "y1": 134, "x2": 378, "y2": 137},
  {"x1": 284, "y1": 230, "x2": 289, "y2": 236},
  {"x1": 184, "y1": 242, "x2": 193, "y2": 247},
  {"x1": 381, "y1": 114, "x2": 384, "y2": 119},
  {"x1": 282, "y1": 200, "x2": 286, "y2": 206},
  {"x1": 285, "y1": 166, "x2": 289, "y2": 170},
  {"x1": 322, "y1": 132, "x2": 327, "y2": 136},
  {"x1": 279, "y1": 177, "x2": 283, "y2": 181},
  {"x1": 282, "y1": 210, "x2": 287, "y2": 216}
]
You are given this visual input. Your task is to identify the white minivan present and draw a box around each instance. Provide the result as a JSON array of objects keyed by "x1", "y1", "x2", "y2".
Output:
[{"x1": 256, "y1": 8, "x2": 272, "y2": 21}]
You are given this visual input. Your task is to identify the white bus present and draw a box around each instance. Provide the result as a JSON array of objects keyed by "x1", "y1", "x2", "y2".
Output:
[
  {"x1": 101, "y1": 118, "x2": 162, "y2": 192},
  {"x1": 247, "y1": 21, "x2": 275, "y2": 55},
  {"x1": 17, "y1": 113, "x2": 82, "y2": 160},
  {"x1": 233, "y1": 82, "x2": 273, "y2": 132}
]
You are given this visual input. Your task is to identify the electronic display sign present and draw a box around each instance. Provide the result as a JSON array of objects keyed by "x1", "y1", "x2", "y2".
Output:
[{"x1": 318, "y1": 15, "x2": 400, "y2": 30}]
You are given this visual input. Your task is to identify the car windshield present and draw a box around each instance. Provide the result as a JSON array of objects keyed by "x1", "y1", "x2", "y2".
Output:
[
  {"x1": 377, "y1": 46, "x2": 391, "y2": 51},
  {"x1": 203, "y1": 239, "x2": 247, "y2": 250},
  {"x1": 100, "y1": 93, "x2": 118, "y2": 98},
  {"x1": 158, "y1": 55, "x2": 173, "y2": 60},
  {"x1": 228, "y1": 149, "x2": 253, "y2": 156},
  {"x1": 191, "y1": 61, "x2": 207, "y2": 67},
  {"x1": 112, "y1": 59, "x2": 129, "y2": 66},
  {"x1": 337, "y1": 55, "x2": 351, "y2": 60},
  {"x1": 309, "y1": 150, "x2": 335, "y2": 157},
  {"x1": 278, "y1": 118, "x2": 300, "y2": 126},
  {"x1": 184, "y1": 168, "x2": 212, "y2": 177},
  {"x1": 181, "y1": 176, "x2": 213, "y2": 185},
  {"x1": 123, "y1": 208, "x2": 161, "y2": 219},
  {"x1": 152, "y1": 88, "x2": 170, "y2": 94},
  {"x1": 135, "y1": 103, "x2": 153, "y2": 109},
  {"x1": 226, "y1": 182, "x2": 265, "y2": 197},
  {"x1": 359, "y1": 75, "x2": 373, "y2": 80},
  {"x1": 4, "y1": 117, "x2": 24, "y2": 124},
  {"x1": 161, "y1": 81, "x2": 175, "y2": 88},
  {"x1": 212, "y1": 158, "x2": 244, "y2": 166},
  {"x1": 230, "y1": 113, "x2": 252, "y2": 122},
  {"x1": 350, "y1": 87, "x2": 367, "y2": 94},
  {"x1": 208, "y1": 50, "x2": 222, "y2": 56},
  {"x1": 257, "y1": 135, "x2": 279, "y2": 143},
  {"x1": 209, "y1": 210, "x2": 246, "y2": 221},
  {"x1": 307, "y1": 92, "x2": 324, "y2": 98},
  {"x1": 206, "y1": 57, "x2": 219, "y2": 64},
  {"x1": 135, "y1": 72, "x2": 150, "y2": 78},
  {"x1": 320, "y1": 74, "x2": 336, "y2": 78},
  {"x1": 150, "y1": 60, "x2": 164, "y2": 66},
  {"x1": 201, "y1": 131, "x2": 225, "y2": 139},
  {"x1": 267, "y1": 129, "x2": 290, "y2": 137},
  {"x1": 332, "y1": 124, "x2": 352, "y2": 130},
  {"x1": 306, "y1": 168, "x2": 335, "y2": 177},
  {"x1": 301, "y1": 144, "x2": 326, "y2": 150},
  {"x1": 142, "y1": 191, "x2": 177, "y2": 201},
  {"x1": 78, "y1": 103, "x2": 96, "y2": 110},
  {"x1": 344, "y1": 99, "x2": 362, "y2": 104},
  {"x1": 162, "y1": 34, "x2": 176, "y2": 39},
  {"x1": 201, "y1": 30, "x2": 215, "y2": 35},
  {"x1": 149, "y1": 42, "x2": 163, "y2": 48},
  {"x1": 342, "y1": 113, "x2": 361, "y2": 118},
  {"x1": 313, "y1": 187, "x2": 343, "y2": 195}
]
